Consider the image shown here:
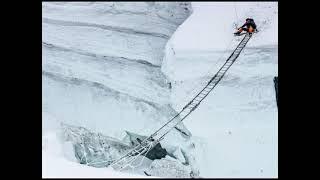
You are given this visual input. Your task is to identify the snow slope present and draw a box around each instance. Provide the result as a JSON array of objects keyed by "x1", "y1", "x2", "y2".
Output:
[
  {"x1": 42, "y1": 2, "x2": 195, "y2": 178},
  {"x1": 161, "y1": 2, "x2": 278, "y2": 178},
  {"x1": 170, "y1": 2, "x2": 277, "y2": 52}
]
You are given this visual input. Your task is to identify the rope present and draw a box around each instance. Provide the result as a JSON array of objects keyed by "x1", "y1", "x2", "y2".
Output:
[{"x1": 233, "y1": 2, "x2": 239, "y2": 29}]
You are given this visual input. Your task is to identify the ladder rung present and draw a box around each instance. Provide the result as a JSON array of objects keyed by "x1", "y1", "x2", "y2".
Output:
[
  {"x1": 183, "y1": 106, "x2": 193, "y2": 110},
  {"x1": 208, "y1": 80, "x2": 218, "y2": 84},
  {"x1": 193, "y1": 97, "x2": 202, "y2": 100},
  {"x1": 199, "y1": 93, "x2": 208, "y2": 102},
  {"x1": 202, "y1": 89, "x2": 210, "y2": 93},
  {"x1": 198, "y1": 92, "x2": 207, "y2": 96},
  {"x1": 208, "y1": 82, "x2": 218, "y2": 86},
  {"x1": 206, "y1": 85, "x2": 215, "y2": 90},
  {"x1": 190, "y1": 102, "x2": 198, "y2": 106},
  {"x1": 209, "y1": 77, "x2": 219, "y2": 81},
  {"x1": 202, "y1": 91, "x2": 210, "y2": 95},
  {"x1": 191, "y1": 102, "x2": 200, "y2": 106},
  {"x1": 192, "y1": 100, "x2": 201, "y2": 104},
  {"x1": 189, "y1": 102, "x2": 198, "y2": 107},
  {"x1": 192, "y1": 96, "x2": 202, "y2": 104},
  {"x1": 200, "y1": 90, "x2": 208, "y2": 94},
  {"x1": 196, "y1": 97, "x2": 204, "y2": 101}
]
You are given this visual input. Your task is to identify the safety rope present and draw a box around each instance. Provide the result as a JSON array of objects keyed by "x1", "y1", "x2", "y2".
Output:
[{"x1": 233, "y1": 2, "x2": 239, "y2": 29}]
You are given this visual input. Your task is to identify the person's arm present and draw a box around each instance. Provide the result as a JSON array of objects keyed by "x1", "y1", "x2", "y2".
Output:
[
  {"x1": 252, "y1": 22, "x2": 258, "y2": 31},
  {"x1": 253, "y1": 23, "x2": 258, "y2": 32},
  {"x1": 241, "y1": 22, "x2": 247, "y2": 28}
]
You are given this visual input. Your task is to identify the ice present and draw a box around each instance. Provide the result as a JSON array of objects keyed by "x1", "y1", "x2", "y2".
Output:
[
  {"x1": 42, "y1": 2, "x2": 278, "y2": 178},
  {"x1": 42, "y1": 2, "x2": 193, "y2": 178}
]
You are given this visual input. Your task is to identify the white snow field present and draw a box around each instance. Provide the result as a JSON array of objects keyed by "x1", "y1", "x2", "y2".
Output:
[
  {"x1": 42, "y1": 2, "x2": 278, "y2": 178},
  {"x1": 162, "y1": 2, "x2": 278, "y2": 178}
]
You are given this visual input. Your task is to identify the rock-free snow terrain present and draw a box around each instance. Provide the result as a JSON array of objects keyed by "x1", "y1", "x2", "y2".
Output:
[
  {"x1": 42, "y1": 2, "x2": 277, "y2": 178},
  {"x1": 162, "y1": 2, "x2": 278, "y2": 178}
]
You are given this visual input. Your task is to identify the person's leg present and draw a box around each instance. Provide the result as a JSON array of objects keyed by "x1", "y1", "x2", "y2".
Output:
[
  {"x1": 242, "y1": 27, "x2": 248, "y2": 32},
  {"x1": 248, "y1": 26, "x2": 254, "y2": 33}
]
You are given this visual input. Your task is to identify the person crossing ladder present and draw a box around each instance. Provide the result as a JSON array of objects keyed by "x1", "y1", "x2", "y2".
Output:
[{"x1": 234, "y1": 18, "x2": 258, "y2": 35}]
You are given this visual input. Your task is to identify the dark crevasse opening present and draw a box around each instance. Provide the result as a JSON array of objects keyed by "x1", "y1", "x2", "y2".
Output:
[{"x1": 274, "y1": 76, "x2": 278, "y2": 107}]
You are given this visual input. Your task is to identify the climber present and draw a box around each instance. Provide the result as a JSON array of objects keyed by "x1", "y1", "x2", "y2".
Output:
[{"x1": 234, "y1": 18, "x2": 258, "y2": 35}]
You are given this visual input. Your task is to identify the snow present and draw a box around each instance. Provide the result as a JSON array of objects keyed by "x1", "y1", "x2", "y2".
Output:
[
  {"x1": 145, "y1": 156, "x2": 192, "y2": 177},
  {"x1": 170, "y1": 2, "x2": 278, "y2": 51},
  {"x1": 42, "y1": 2, "x2": 192, "y2": 140},
  {"x1": 161, "y1": 2, "x2": 278, "y2": 178},
  {"x1": 42, "y1": 2, "x2": 192, "y2": 66},
  {"x1": 42, "y1": 2, "x2": 194, "y2": 178},
  {"x1": 43, "y1": 154, "x2": 147, "y2": 178},
  {"x1": 42, "y1": 2, "x2": 278, "y2": 178}
]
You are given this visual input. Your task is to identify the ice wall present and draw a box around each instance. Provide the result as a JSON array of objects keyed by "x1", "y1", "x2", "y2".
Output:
[{"x1": 42, "y1": 2, "x2": 192, "y2": 139}]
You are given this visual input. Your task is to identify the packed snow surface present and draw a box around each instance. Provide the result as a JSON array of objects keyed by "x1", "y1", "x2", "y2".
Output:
[
  {"x1": 161, "y1": 2, "x2": 278, "y2": 178},
  {"x1": 42, "y1": 2, "x2": 278, "y2": 178}
]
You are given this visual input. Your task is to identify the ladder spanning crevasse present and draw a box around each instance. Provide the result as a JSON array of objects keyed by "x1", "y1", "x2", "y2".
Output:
[{"x1": 111, "y1": 33, "x2": 252, "y2": 171}]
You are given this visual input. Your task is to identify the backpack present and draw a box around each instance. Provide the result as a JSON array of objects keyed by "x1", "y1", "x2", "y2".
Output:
[{"x1": 246, "y1": 18, "x2": 256, "y2": 29}]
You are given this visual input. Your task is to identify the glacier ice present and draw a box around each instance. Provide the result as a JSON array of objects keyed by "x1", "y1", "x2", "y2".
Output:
[
  {"x1": 42, "y1": 2, "x2": 278, "y2": 178},
  {"x1": 42, "y1": 1, "x2": 196, "y2": 177},
  {"x1": 42, "y1": 1, "x2": 193, "y2": 140}
]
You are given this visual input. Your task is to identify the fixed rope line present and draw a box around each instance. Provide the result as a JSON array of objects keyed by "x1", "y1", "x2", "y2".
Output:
[
  {"x1": 234, "y1": 2, "x2": 240, "y2": 28},
  {"x1": 110, "y1": 33, "x2": 252, "y2": 171}
]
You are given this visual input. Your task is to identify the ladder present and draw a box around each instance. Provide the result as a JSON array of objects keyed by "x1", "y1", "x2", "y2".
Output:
[{"x1": 110, "y1": 33, "x2": 252, "y2": 171}]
